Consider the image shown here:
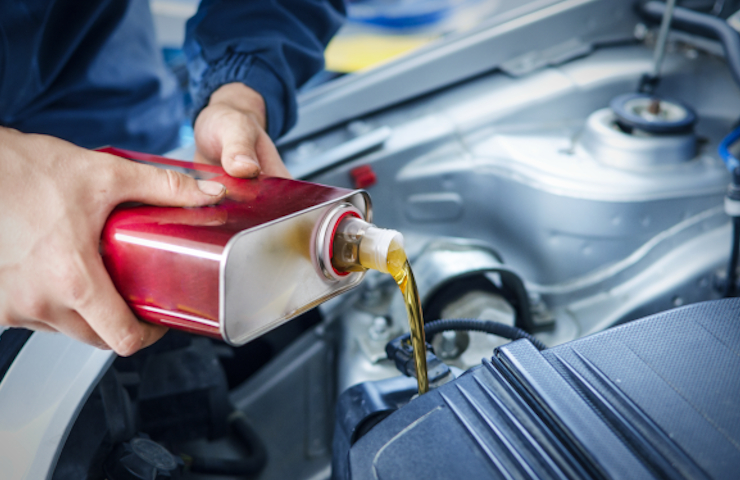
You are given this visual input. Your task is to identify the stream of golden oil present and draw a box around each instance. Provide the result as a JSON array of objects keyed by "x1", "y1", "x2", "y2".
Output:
[{"x1": 386, "y1": 239, "x2": 429, "y2": 395}]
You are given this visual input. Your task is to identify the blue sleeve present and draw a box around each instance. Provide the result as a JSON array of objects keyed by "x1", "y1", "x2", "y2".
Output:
[{"x1": 184, "y1": 0, "x2": 345, "y2": 140}]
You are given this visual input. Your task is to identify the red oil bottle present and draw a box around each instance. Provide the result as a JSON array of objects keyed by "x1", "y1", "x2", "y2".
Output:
[{"x1": 99, "y1": 148, "x2": 397, "y2": 346}]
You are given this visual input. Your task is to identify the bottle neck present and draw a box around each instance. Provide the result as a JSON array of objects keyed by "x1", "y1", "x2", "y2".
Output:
[{"x1": 331, "y1": 217, "x2": 403, "y2": 275}]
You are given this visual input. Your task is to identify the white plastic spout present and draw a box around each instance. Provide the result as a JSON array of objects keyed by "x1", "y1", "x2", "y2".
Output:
[{"x1": 358, "y1": 226, "x2": 404, "y2": 274}]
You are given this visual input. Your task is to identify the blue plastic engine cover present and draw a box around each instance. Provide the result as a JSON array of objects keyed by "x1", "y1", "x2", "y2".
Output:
[{"x1": 335, "y1": 298, "x2": 740, "y2": 480}]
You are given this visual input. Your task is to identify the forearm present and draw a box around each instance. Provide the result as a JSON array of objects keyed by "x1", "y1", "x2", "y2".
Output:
[{"x1": 184, "y1": 0, "x2": 346, "y2": 139}]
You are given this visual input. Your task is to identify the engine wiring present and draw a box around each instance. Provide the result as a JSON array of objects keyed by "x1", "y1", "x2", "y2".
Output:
[
  {"x1": 718, "y1": 124, "x2": 740, "y2": 172},
  {"x1": 719, "y1": 127, "x2": 740, "y2": 296}
]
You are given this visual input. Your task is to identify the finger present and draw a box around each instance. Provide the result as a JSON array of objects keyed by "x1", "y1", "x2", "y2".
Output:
[
  {"x1": 255, "y1": 130, "x2": 291, "y2": 179},
  {"x1": 37, "y1": 309, "x2": 112, "y2": 349},
  {"x1": 3, "y1": 317, "x2": 58, "y2": 333},
  {"x1": 219, "y1": 116, "x2": 262, "y2": 178},
  {"x1": 28, "y1": 321, "x2": 58, "y2": 333},
  {"x1": 109, "y1": 157, "x2": 226, "y2": 207},
  {"x1": 73, "y1": 255, "x2": 168, "y2": 356}
]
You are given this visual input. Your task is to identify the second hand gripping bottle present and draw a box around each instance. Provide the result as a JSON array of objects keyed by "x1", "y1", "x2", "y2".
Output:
[{"x1": 100, "y1": 148, "x2": 404, "y2": 347}]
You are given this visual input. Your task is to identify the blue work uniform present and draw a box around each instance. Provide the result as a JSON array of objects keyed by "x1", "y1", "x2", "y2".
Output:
[{"x1": 0, "y1": 0, "x2": 344, "y2": 153}]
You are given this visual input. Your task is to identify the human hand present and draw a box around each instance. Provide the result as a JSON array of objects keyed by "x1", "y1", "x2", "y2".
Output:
[
  {"x1": 0, "y1": 127, "x2": 226, "y2": 356},
  {"x1": 193, "y1": 82, "x2": 291, "y2": 179}
]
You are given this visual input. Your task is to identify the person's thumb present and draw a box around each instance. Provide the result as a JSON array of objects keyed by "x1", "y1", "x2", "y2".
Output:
[
  {"x1": 218, "y1": 116, "x2": 263, "y2": 178},
  {"x1": 109, "y1": 155, "x2": 226, "y2": 207}
]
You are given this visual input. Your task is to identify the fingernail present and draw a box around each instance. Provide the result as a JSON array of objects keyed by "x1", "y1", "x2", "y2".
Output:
[
  {"x1": 197, "y1": 180, "x2": 226, "y2": 196},
  {"x1": 234, "y1": 155, "x2": 260, "y2": 168}
]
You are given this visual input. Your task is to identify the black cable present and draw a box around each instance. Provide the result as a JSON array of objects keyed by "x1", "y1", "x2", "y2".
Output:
[
  {"x1": 726, "y1": 217, "x2": 740, "y2": 297},
  {"x1": 724, "y1": 168, "x2": 740, "y2": 297},
  {"x1": 229, "y1": 411, "x2": 268, "y2": 469},
  {"x1": 676, "y1": 0, "x2": 718, "y2": 12},
  {"x1": 641, "y1": 1, "x2": 740, "y2": 88},
  {"x1": 423, "y1": 318, "x2": 547, "y2": 351}
]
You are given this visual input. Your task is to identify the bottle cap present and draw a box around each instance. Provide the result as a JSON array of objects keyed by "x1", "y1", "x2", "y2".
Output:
[{"x1": 360, "y1": 226, "x2": 404, "y2": 274}]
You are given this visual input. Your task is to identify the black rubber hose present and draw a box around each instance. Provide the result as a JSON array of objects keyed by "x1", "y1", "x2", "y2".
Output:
[
  {"x1": 183, "y1": 411, "x2": 267, "y2": 476},
  {"x1": 640, "y1": 1, "x2": 740, "y2": 88},
  {"x1": 726, "y1": 216, "x2": 740, "y2": 296},
  {"x1": 424, "y1": 318, "x2": 547, "y2": 351},
  {"x1": 230, "y1": 411, "x2": 267, "y2": 469}
]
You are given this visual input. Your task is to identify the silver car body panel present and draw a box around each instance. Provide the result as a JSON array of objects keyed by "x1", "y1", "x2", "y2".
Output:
[{"x1": 0, "y1": 333, "x2": 114, "y2": 480}]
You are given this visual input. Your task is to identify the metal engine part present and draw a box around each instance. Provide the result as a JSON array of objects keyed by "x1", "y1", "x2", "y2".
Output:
[
  {"x1": 291, "y1": 4, "x2": 739, "y2": 435},
  {"x1": 433, "y1": 290, "x2": 514, "y2": 366},
  {"x1": 580, "y1": 107, "x2": 698, "y2": 168},
  {"x1": 336, "y1": 239, "x2": 540, "y2": 393},
  {"x1": 308, "y1": 43, "x2": 734, "y2": 365}
]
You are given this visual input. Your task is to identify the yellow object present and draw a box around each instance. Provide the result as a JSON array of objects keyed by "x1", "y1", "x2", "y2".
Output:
[
  {"x1": 385, "y1": 239, "x2": 429, "y2": 395},
  {"x1": 324, "y1": 34, "x2": 437, "y2": 73}
]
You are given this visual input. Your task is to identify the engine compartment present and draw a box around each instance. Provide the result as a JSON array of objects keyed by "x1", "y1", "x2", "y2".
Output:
[{"x1": 310, "y1": 37, "x2": 738, "y2": 392}]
